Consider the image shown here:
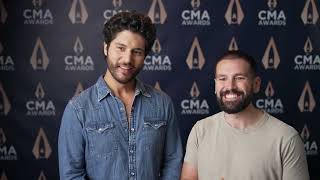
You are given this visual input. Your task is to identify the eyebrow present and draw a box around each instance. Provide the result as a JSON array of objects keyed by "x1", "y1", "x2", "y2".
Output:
[
  {"x1": 114, "y1": 42, "x2": 145, "y2": 52},
  {"x1": 215, "y1": 73, "x2": 249, "y2": 77}
]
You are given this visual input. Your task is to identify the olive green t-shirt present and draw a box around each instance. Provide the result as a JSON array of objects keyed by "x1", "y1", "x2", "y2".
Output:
[{"x1": 184, "y1": 112, "x2": 309, "y2": 180}]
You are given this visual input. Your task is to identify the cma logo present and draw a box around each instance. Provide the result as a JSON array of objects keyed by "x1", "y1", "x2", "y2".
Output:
[
  {"x1": 255, "y1": 81, "x2": 284, "y2": 114},
  {"x1": 23, "y1": 0, "x2": 53, "y2": 25},
  {"x1": 262, "y1": 37, "x2": 280, "y2": 70},
  {"x1": 0, "y1": 82, "x2": 11, "y2": 116},
  {"x1": 0, "y1": 128, "x2": 17, "y2": 160},
  {"x1": 294, "y1": 37, "x2": 320, "y2": 70},
  {"x1": 301, "y1": 0, "x2": 319, "y2": 25},
  {"x1": 186, "y1": 37, "x2": 205, "y2": 70},
  {"x1": 301, "y1": 125, "x2": 318, "y2": 156},
  {"x1": 26, "y1": 82, "x2": 56, "y2": 116},
  {"x1": 32, "y1": 128, "x2": 52, "y2": 159},
  {"x1": 148, "y1": 0, "x2": 167, "y2": 24},
  {"x1": 258, "y1": 0, "x2": 286, "y2": 26},
  {"x1": 144, "y1": 38, "x2": 172, "y2": 71},
  {"x1": 0, "y1": 0, "x2": 8, "y2": 24},
  {"x1": 0, "y1": 42, "x2": 15, "y2": 71},
  {"x1": 298, "y1": 81, "x2": 316, "y2": 112},
  {"x1": 68, "y1": 0, "x2": 88, "y2": 24},
  {"x1": 103, "y1": 0, "x2": 129, "y2": 22},
  {"x1": 181, "y1": 0, "x2": 211, "y2": 26},
  {"x1": 30, "y1": 37, "x2": 50, "y2": 71},
  {"x1": 65, "y1": 36, "x2": 94, "y2": 71},
  {"x1": 181, "y1": 82, "x2": 209, "y2": 115},
  {"x1": 225, "y1": 0, "x2": 244, "y2": 25}
]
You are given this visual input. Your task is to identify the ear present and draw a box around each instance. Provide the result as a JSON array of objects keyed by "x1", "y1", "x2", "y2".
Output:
[
  {"x1": 103, "y1": 42, "x2": 108, "y2": 56},
  {"x1": 214, "y1": 78, "x2": 217, "y2": 94},
  {"x1": 253, "y1": 76, "x2": 261, "y2": 93}
]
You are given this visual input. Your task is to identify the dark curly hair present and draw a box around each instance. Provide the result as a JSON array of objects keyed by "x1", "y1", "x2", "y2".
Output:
[{"x1": 103, "y1": 11, "x2": 156, "y2": 56}]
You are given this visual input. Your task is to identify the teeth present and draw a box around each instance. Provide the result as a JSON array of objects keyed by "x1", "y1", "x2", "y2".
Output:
[{"x1": 225, "y1": 93, "x2": 238, "y2": 99}]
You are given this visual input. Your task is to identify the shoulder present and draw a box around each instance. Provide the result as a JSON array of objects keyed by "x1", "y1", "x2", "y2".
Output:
[
  {"x1": 143, "y1": 83, "x2": 173, "y2": 104},
  {"x1": 264, "y1": 113, "x2": 299, "y2": 140},
  {"x1": 191, "y1": 112, "x2": 223, "y2": 137},
  {"x1": 68, "y1": 83, "x2": 99, "y2": 110}
]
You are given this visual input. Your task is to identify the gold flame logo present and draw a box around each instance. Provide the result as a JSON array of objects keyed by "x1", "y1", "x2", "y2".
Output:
[
  {"x1": 38, "y1": 171, "x2": 47, "y2": 180},
  {"x1": 32, "y1": 128, "x2": 52, "y2": 159},
  {"x1": 30, "y1": 37, "x2": 50, "y2": 70},
  {"x1": 262, "y1": 37, "x2": 280, "y2": 69},
  {"x1": 300, "y1": 124, "x2": 310, "y2": 141},
  {"x1": 148, "y1": 0, "x2": 167, "y2": 24},
  {"x1": 32, "y1": 0, "x2": 43, "y2": 8},
  {"x1": 301, "y1": 0, "x2": 319, "y2": 25},
  {"x1": 298, "y1": 81, "x2": 316, "y2": 112},
  {"x1": 186, "y1": 37, "x2": 205, "y2": 70},
  {"x1": 0, "y1": 128, "x2": 6, "y2": 145},
  {"x1": 0, "y1": 82, "x2": 11, "y2": 116},
  {"x1": 152, "y1": 38, "x2": 161, "y2": 54},
  {"x1": 228, "y1": 37, "x2": 239, "y2": 51},
  {"x1": 304, "y1": 37, "x2": 313, "y2": 54},
  {"x1": 74, "y1": 36, "x2": 84, "y2": 54},
  {"x1": 74, "y1": 82, "x2": 84, "y2": 96},
  {"x1": 190, "y1": 82, "x2": 200, "y2": 98},
  {"x1": 191, "y1": 0, "x2": 200, "y2": 10},
  {"x1": 68, "y1": 0, "x2": 88, "y2": 24},
  {"x1": 265, "y1": 81, "x2": 275, "y2": 97},
  {"x1": 267, "y1": 0, "x2": 277, "y2": 10},
  {"x1": 35, "y1": 82, "x2": 45, "y2": 99},
  {"x1": 0, "y1": 0, "x2": 8, "y2": 24},
  {"x1": 225, "y1": 0, "x2": 244, "y2": 25},
  {"x1": 112, "y1": 0, "x2": 122, "y2": 8},
  {"x1": 154, "y1": 81, "x2": 162, "y2": 91}
]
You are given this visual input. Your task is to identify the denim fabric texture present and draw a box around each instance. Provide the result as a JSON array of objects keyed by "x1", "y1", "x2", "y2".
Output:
[{"x1": 58, "y1": 76, "x2": 183, "y2": 180}]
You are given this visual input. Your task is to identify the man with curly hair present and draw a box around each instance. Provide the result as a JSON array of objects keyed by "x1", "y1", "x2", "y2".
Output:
[{"x1": 59, "y1": 11, "x2": 183, "y2": 180}]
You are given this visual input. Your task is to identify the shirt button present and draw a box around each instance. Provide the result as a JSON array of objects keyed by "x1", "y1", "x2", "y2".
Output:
[
  {"x1": 130, "y1": 172, "x2": 135, "y2": 176},
  {"x1": 130, "y1": 128, "x2": 135, "y2": 132}
]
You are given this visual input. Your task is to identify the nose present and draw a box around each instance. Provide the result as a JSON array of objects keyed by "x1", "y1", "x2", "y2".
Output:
[
  {"x1": 224, "y1": 78, "x2": 236, "y2": 90},
  {"x1": 122, "y1": 50, "x2": 132, "y2": 64}
]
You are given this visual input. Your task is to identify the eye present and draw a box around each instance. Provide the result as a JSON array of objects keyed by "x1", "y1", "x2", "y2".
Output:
[
  {"x1": 117, "y1": 46, "x2": 125, "y2": 51},
  {"x1": 133, "y1": 50, "x2": 144, "y2": 56},
  {"x1": 234, "y1": 76, "x2": 246, "y2": 81},
  {"x1": 216, "y1": 76, "x2": 227, "y2": 82}
]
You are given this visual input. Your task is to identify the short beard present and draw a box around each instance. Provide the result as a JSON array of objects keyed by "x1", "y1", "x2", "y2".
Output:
[{"x1": 217, "y1": 89, "x2": 253, "y2": 114}]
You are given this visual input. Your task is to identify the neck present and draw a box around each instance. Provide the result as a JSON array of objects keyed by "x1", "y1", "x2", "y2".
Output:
[
  {"x1": 224, "y1": 103, "x2": 264, "y2": 130},
  {"x1": 104, "y1": 71, "x2": 136, "y2": 98}
]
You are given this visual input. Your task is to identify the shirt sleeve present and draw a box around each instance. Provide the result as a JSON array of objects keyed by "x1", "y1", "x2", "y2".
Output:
[
  {"x1": 282, "y1": 133, "x2": 310, "y2": 180},
  {"x1": 183, "y1": 122, "x2": 199, "y2": 169},
  {"x1": 58, "y1": 101, "x2": 88, "y2": 180},
  {"x1": 161, "y1": 98, "x2": 183, "y2": 180}
]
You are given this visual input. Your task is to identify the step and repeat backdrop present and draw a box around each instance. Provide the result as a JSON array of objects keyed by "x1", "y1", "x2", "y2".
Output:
[{"x1": 1, "y1": 0, "x2": 319, "y2": 179}]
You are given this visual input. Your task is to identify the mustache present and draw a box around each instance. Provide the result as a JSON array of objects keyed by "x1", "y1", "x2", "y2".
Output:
[{"x1": 220, "y1": 89, "x2": 244, "y2": 97}]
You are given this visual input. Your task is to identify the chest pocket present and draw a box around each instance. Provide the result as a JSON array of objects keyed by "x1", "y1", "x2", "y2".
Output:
[
  {"x1": 86, "y1": 122, "x2": 117, "y2": 158},
  {"x1": 143, "y1": 118, "x2": 167, "y2": 151}
]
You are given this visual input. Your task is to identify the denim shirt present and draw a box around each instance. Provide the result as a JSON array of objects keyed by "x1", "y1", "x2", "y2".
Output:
[{"x1": 58, "y1": 76, "x2": 183, "y2": 180}]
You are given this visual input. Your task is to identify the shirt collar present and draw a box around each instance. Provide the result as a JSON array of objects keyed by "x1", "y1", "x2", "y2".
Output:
[{"x1": 96, "y1": 76, "x2": 151, "y2": 102}]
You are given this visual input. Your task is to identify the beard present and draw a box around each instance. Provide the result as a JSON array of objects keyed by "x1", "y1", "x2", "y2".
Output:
[
  {"x1": 217, "y1": 88, "x2": 253, "y2": 114},
  {"x1": 106, "y1": 58, "x2": 144, "y2": 84}
]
